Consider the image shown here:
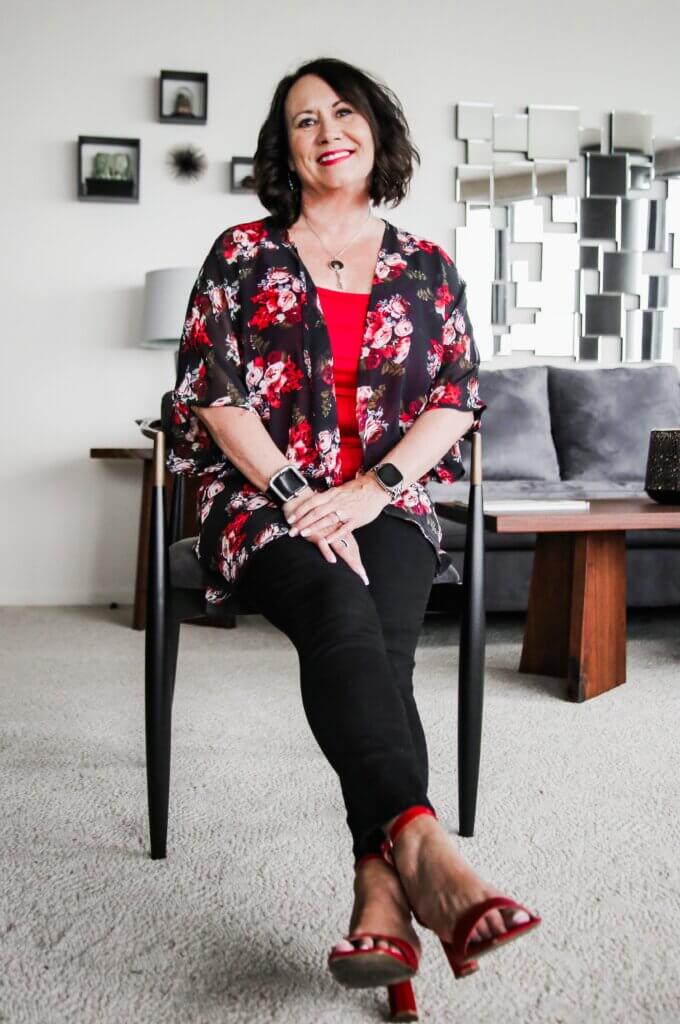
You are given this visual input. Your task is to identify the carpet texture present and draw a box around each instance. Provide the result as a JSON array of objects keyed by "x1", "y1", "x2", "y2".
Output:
[{"x1": 1, "y1": 606, "x2": 679, "y2": 1024}]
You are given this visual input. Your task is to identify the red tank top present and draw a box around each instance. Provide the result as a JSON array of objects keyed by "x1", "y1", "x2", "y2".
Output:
[{"x1": 316, "y1": 286, "x2": 369, "y2": 483}]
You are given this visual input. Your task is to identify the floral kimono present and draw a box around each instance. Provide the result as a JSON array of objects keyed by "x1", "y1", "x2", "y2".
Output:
[{"x1": 166, "y1": 214, "x2": 485, "y2": 605}]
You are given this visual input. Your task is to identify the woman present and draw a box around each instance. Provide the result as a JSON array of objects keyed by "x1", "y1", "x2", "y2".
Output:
[{"x1": 167, "y1": 57, "x2": 540, "y2": 1019}]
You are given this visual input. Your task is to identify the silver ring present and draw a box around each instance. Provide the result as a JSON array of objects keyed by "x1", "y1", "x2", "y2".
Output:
[{"x1": 339, "y1": 538, "x2": 349, "y2": 548}]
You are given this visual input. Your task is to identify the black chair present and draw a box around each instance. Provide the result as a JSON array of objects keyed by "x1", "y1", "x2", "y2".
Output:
[{"x1": 142, "y1": 407, "x2": 485, "y2": 860}]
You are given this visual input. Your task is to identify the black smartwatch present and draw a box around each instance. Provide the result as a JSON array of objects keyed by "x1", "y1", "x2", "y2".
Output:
[
  {"x1": 267, "y1": 464, "x2": 309, "y2": 505},
  {"x1": 369, "y1": 462, "x2": 404, "y2": 501}
]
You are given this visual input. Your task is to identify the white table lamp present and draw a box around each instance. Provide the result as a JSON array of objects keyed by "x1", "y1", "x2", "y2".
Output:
[{"x1": 141, "y1": 267, "x2": 197, "y2": 348}]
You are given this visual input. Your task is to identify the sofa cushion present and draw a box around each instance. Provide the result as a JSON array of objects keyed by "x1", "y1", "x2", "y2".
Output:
[
  {"x1": 548, "y1": 364, "x2": 680, "y2": 481},
  {"x1": 461, "y1": 365, "x2": 560, "y2": 480}
]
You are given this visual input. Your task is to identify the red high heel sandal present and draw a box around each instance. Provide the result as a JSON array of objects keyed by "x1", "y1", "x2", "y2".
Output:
[
  {"x1": 327, "y1": 852, "x2": 419, "y2": 1022},
  {"x1": 380, "y1": 805, "x2": 542, "y2": 980}
]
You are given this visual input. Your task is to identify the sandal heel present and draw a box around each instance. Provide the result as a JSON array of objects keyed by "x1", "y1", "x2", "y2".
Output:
[
  {"x1": 388, "y1": 979, "x2": 418, "y2": 1021},
  {"x1": 439, "y1": 938, "x2": 479, "y2": 979}
]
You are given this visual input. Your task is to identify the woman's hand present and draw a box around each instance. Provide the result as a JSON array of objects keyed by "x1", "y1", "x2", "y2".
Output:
[
  {"x1": 284, "y1": 474, "x2": 390, "y2": 545},
  {"x1": 282, "y1": 488, "x2": 369, "y2": 583},
  {"x1": 329, "y1": 531, "x2": 369, "y2": 584}
]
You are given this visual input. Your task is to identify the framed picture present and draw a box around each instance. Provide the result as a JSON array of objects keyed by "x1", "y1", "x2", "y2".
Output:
[
  {"x1": 78, "y1": 135, "x2": 140, "y2": 202},
  {"x1": 159, "y1": 70, "x2": 208, "y2": 125},
  {"x1": 230, "y1": 157, "x2": 256, "y2": 193}
]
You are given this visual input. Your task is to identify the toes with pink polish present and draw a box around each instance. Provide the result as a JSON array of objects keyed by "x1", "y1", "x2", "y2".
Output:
[
  {"x1": 332, "y1": 939, "x2": 355, "y2": 953},
  {"x1": 509, "y1": 910, "x2": 531, "y2": 926}
]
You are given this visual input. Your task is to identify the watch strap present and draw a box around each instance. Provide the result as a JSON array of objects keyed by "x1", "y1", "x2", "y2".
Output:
[{"x1": 369, "y1": 463, "x2": 403, "y2": 500}]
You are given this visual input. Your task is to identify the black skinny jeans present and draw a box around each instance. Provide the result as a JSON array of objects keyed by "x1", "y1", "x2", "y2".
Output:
[{"x1": 238, "y1": 510, "x2": 438, "y2": 864}]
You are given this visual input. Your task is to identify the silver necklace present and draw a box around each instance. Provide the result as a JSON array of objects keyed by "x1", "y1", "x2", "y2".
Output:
[{"x1": 300, "y1": 205, "x2": 372, "y2": 290}]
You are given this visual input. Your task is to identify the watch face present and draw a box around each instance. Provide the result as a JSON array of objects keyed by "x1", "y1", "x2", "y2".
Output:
[
  {"x1": 269, "y1": 465, "x2": 307, "y2": 501},
  {"x1": 377, "y1": 463, "x2": 403, "y2": 488},
  {"x1": 278, "y1": 467, "x2": 302, "y2": 491}
]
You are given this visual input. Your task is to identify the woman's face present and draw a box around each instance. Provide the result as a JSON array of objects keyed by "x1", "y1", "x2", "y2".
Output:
[{"x1": 284, "y1": 74, "x2": 375, "y2": 199}]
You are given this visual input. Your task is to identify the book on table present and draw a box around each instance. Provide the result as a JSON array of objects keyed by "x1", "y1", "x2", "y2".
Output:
[{"x1": 447, "y1": 498, "x2": 591, "y2": 514}]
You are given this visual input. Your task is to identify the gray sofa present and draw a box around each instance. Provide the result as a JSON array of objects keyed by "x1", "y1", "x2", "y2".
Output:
[{"x1": 428, "y1": 363, "x2": 680, "y2": 611}]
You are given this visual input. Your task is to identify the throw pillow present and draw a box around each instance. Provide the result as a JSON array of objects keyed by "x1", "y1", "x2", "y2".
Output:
[
  {"x1": 547, "y1": 364, "x2": 680, "y2": 480},
  {"x1": 461, "y1": 365, "x2": 561, "y2": 480}
]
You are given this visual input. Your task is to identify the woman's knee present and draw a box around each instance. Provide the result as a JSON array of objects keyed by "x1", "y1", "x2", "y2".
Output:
[{"x1": 303, "y1": 566, "x2": 377, "y2": 638}]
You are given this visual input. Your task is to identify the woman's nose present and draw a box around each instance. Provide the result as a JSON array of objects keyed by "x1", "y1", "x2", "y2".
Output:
[{"x1": 317, "y1": 119, "x2": 342, "y2": 144}]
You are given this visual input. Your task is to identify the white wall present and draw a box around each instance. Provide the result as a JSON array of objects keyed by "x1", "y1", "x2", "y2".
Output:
[{"x1": 2, "y1": 0, "x2": 680, "y2": 604}]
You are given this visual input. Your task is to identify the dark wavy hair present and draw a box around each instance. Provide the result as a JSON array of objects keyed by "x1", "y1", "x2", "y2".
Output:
[{"x1": 254, "y1": 57, "x2": 420, "y2": 227}]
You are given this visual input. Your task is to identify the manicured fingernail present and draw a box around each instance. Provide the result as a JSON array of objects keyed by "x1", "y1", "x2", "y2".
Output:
[
  {"x1": 363, "y1": 577, "x2": 369, "y2": 586},
  {"x1": 300, "y1": 529, "x2": 309, "y2": 537},
  {"x1": 287, "y1": 514, "x2": 296, "y2": 523},
  {"x1": 289, "y1": 527, "x2": 298, "y2": 536}
]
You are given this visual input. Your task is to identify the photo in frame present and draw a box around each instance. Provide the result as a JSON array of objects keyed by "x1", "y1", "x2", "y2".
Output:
[
  {"x1": 159, "y1": 70, "x2": 208, "y2": 125},
  {"x1": 230, "y1": 157, "x2": 256, "y2": 193}
]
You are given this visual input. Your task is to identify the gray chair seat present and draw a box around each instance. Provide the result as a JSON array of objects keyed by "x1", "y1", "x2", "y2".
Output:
[{"x1": 169, "y1": 537, "x2": 217, "y2": 590}]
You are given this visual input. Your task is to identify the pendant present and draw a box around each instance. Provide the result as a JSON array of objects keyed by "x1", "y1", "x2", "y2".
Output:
[{"x1": 329, "y1": 258, "x2": 344, "y2": 290}]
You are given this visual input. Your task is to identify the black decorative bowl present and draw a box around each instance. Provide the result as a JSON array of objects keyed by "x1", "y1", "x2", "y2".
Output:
[{"x1": 645, "y1": 428, "x2": 680, "y2": 504}]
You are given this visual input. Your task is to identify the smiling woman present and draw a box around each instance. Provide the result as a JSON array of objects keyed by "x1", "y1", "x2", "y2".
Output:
[
  {"x1": 165, "y1": 54, "x2": 538, "y2": 1023},
  {"x1": 254, "y1": 56, "x2": 419, "y2": 231}
]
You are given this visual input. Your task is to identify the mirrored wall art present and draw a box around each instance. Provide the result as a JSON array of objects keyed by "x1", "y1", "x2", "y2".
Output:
[{"x1": 454, "y1": 104, "x2": 680, "y2": 363}]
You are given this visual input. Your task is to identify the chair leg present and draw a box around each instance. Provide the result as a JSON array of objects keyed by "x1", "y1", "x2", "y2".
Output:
[
  {"x1": 165, "y1": 613, "x2": 181, "y2": 704},
  {"x1": 168, "y1": 474, "x2": 185, "y2": 546},
  {"x1": 457, "y1": 479, "x2": 486, "y2": 837},
  {"x1": 145, "y1": 464, "x2": 172, "y2": 860}
]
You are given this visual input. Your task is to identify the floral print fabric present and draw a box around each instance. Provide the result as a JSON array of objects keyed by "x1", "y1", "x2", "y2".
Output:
[{"x1": 167, "y1": 214, "x2": 485, "y2": 605}]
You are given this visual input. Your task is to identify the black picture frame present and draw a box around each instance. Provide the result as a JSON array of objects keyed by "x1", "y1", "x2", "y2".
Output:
[
  {"x1": 159, "y1": 70, "x2": 208, "y2": 125},
  {"x1": 230, "y1": 156, "x2": 256, "y2": 193},
  {"x1": 78, "y1": 135, "x2": 140, "y2": 203}
]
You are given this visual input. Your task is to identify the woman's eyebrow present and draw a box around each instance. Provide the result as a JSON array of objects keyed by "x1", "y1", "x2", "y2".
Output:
[{"x1": 292, "y1": 99, "x2": 345, "y2": 120}]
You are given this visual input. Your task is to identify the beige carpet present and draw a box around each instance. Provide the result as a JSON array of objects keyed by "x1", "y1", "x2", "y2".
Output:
[{"x1": 1, "y1": 605, "x2": 679, "y2": 1024}]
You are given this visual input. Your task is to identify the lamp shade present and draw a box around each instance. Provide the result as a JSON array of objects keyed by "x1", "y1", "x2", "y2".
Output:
[{"x1": 141, "y1": 267, "x2": 197, "y2": 348}]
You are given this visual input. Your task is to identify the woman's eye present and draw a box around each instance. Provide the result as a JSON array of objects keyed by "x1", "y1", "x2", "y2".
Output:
[{"x1": 297, "y1": 108, "x2": 352, "y2": 128}]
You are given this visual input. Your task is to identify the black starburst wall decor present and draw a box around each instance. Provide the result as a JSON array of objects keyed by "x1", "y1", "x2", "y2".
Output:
[{"x1": 167, "y1": 145, "x2": 207, "y2": 181}]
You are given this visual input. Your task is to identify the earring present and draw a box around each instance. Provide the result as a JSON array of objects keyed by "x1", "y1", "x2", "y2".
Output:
[{"x1": 288, "y1": 170, "x2": 296, "y2": 191}]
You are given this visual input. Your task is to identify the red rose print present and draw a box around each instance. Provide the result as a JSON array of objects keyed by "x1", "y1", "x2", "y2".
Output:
[
  {"x1": 248, "y1": 268, "x2": 306, "y2": 329},
  {"x1": 184, "y1": 315, "x2": 211, "y2": 350},
  {"x1": 194, "y1": 293, "x2": 211, "y2": 316},
  {"x1": 435, "y1": 284, "x2": 453, "y2": 319},
  {"x1": 429, "y1": 381, "x2": 462, "y2": 407}
]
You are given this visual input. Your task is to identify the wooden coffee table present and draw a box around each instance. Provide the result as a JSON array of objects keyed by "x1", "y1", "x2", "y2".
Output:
[{"x1": 436, "y1": 497, "x2": 680, "y2": 703}]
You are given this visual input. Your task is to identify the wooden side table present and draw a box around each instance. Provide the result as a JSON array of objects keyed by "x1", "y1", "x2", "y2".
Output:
[
  {"x1": 91, "y1": 448, "x2": 226, "y2": 632},
  {"x1": 436, "y1": 497, "x2": 680, "y2": 702},
  {"x1": 90, "y1": 448, "x2": 158, "y2": 629}
]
